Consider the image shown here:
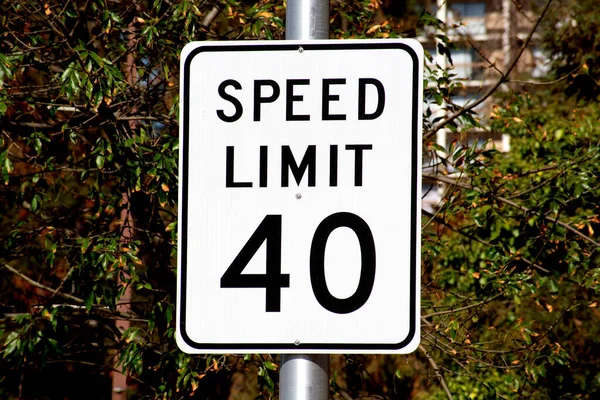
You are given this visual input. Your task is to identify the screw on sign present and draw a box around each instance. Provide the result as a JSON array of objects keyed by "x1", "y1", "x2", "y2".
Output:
[{"x1": 177, "y1": 39, "x2": 422, "y2": 354}]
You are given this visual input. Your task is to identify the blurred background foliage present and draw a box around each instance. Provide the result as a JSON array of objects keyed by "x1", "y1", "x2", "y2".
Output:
[{"x1": 0, "y1": 0, "x2": 599, "y2": 399}]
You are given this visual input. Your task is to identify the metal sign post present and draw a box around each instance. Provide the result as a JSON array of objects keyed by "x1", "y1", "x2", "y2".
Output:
[
  {"x1": 281, "y1": 2, "x2": 330, "y2": 399},
  {"x1": 286, "y1": 0, "x2": 329, "y2": 41}
]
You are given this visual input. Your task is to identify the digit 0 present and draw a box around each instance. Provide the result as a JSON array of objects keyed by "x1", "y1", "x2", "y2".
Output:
[{"x1": 310, "y1": 212, "x2": 376, "y2": 314}]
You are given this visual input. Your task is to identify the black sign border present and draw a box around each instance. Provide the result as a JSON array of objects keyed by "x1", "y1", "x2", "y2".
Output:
[{"x1": 179, "y1": 41, "x2": 421, "y2": 352}]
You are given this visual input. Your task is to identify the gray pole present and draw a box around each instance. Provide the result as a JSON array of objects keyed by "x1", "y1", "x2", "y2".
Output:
[
  {"x1": 281, "y1": 1, "x2": 330, "y2": 400},
  {"x1": 285, "y1": 0, "x2": 329, "y2": 40},
  {"x1": 280, "y1": 354, "x2": 330, "y2": 400}
]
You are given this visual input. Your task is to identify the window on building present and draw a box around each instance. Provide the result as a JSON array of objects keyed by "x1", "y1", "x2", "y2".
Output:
[
  {"x1": 452, "y1": 48, "x2": 473, "y2": 79},
  {"x1": 452, "y1": 2, "x2": 486, "y2": 18},
  {"x1": 448, "y1": 47, "x2": 485, "y2": 81},
  {"x1": 450, "y1": 2, "x2": 486, "y2": 36}
]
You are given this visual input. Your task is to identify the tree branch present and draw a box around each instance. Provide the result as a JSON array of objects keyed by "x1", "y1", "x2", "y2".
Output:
[
  {"x1": 419, "y1": 345, "x2": 454, "y2": 400},
  {"x1": 46, "y1": 359, "x2": 158, "y2": 393},
  {"x1": 423, "y1": 293, "x2": 503, "y2": 319},
  {"x1": 1, "y1": 262, "x2": 84, "y2": 304},
  {"x1": 201, "y1": 5, "x2": 222, "y2": 29},
  {"x1": 49, "y1": 264, "x2": 76, "y2": 301},
  {"x1": 509, "y1": 64, "x2": 584, "y2": 86},
  {"x1": 423, "y1": 172, "x2": 600, "y2": 247},
  {"x1": 422, "y1": 209, "x2": 552, "y2": 274}
]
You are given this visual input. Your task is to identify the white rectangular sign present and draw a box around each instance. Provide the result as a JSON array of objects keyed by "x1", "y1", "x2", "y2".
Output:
[{"x1": 177, "y1": 39, "x2": 422, "y2": 354}]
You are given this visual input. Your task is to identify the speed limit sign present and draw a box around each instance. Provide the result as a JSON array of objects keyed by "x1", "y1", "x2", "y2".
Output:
[{"x1": 176, "y1": 39, "x2": 422, "y2": 354}]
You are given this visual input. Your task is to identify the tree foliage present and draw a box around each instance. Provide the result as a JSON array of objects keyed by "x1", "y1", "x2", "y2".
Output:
[
  {"x1": 539, "y1": 0, "x2": 600, "y2": 99},
  {"x1": 1, "y1": 0, "x2": 599, "y2": 399}
]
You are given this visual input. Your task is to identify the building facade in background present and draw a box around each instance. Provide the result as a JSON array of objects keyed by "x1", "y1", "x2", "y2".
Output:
[
  {"x1": 412, "y1": 0, "x2": 549, "y2": 209},
  {"x1": 420, "y1": 0, "x2": 548, "y2": 139}
]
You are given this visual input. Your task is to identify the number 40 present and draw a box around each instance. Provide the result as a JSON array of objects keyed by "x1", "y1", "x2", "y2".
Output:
[{"x1": 220, "y1": 212, "x2": 376, "y2": 314}]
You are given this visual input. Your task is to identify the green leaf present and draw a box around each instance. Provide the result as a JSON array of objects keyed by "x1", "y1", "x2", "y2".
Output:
[
  {"x1": 85, "y1": 292, "x2": 95, "y2": 311},
  {"x1": 109, "y1": 12, "x2": 123, "y2": 24},
  {"x1": 165, "y1": 305, "x2": 173, "y2": 325},
  {"x1": 538, "y1": 364, "x2": 547, "y2": 378},
  {"x1": 166, "y1": 221, "x2": 177, "y2": 232},
  {"x1": 531, "y1": 365, "x2": 539, "y2": 382},
  {"x1": 264, "y1": 361, "x2": 277, "y2": 370},
  {"x1": 92, "y1": 90, "x2": 103, "y2": 109},
  {"x1": 548, "y1": 278, "x2": 559, "y2": 293},
  {"x1": 0, "y1": 53, "x2": 14, "y2": 81},
  {"x1": 96, "y1": 155, "x2": 105, "y2": 169},
  {"x1": 65, "y1": 8, "x2": 78, "y2": 18},
  {"x1": 34, "y1": 137, "x2": 43, "y2": 154},
  {"x1": 80, "y1": 238, "x2": 91, "y2": 253},
  {"x1": 31, "y1": 194, "x2": 40, "y2": 212},
  {"x1": 511, "y1": 377, "x2": 520, "y2": 391},
  {"x1": 47, "y1": 338, "x2": 59, "y2": 353},
  {"x1": 60, "y1": 66, "x2": 73, "y2": 83},
  {"x1": 89, "y1": 52, "x2": 104, "y2": 67},
  {"x1": 3, "y1": 332, "x2": 20, "y2": 358},
  {"x1": 45, "y1": 236, "x2": 56, "y2": 253}
]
